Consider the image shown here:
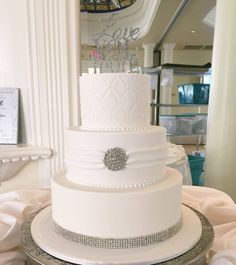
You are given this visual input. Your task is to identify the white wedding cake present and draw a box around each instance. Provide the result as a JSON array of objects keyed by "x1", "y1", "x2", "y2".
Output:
[
  {"x1": 51, "y1": 73, "x2": 184, "y2": 248},
  {"x1": 31, "y1": 73, "x2": 203, "y2": 264}
]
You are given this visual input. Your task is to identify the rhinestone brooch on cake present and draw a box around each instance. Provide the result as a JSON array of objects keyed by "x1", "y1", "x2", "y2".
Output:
[{"x1": 103, "y1": 147, "x2": 128, "y2": 171}]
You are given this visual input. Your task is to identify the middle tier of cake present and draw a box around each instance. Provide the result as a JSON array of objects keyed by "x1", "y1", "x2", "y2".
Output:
[{"x1": 65, "y1": 126, "x2": 167, "y2": 188}]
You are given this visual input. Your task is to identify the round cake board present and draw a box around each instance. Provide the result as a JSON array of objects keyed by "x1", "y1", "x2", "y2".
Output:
[{"x1": 30, "y1": 205, "x2": 203, "y2": 265}]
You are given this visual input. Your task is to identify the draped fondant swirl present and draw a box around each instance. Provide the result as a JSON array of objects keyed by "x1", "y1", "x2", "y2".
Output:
[{"x1": 64, "y1": 126, "x2": 168, "y2": 188}]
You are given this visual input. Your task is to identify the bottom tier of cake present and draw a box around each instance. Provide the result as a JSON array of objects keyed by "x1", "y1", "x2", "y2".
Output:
[
  {"x1": 30, "y1": 204, "x2": 204, "y2": 265},
  {"x1": 51, "y1": 167, "x2": 182, "y2": 246}
]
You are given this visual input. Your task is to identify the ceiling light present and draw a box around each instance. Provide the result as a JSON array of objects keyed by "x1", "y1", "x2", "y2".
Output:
[{"x1": 191, "y1": 30, "x2": 196, "y2": 33}]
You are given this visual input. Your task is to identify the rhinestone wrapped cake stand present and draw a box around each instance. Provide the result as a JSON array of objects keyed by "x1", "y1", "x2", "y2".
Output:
[{"x1": 21, "y1": 205, "x2": 214, "y2": 265}]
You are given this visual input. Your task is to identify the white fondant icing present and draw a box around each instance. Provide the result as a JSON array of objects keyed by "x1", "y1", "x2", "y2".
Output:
[
  {"x1": 31, "y1": 205, "x2": 202, "y2": 265},
  {"x1": 51, "y1": 167, "x2": 183, "y2": 239},
  {"x1": 80, "y1": 73, "x2": 151, "y2": 131},
  {"x1": 50, "y1": 72, "x2": 186, "y2": 252},
  {"x1": 65, "y1": 126, "x2": 167, "y2": 188}
]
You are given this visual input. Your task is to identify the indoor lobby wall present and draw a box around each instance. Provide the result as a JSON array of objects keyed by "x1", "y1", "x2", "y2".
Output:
[{"x1": 0, "y1": 0, "x2": 80, "y2": 193}]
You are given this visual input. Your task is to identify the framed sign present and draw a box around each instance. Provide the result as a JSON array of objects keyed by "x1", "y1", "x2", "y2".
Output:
[{"x1": 0, "y1": 88, "x2": 19, "y2": 144}]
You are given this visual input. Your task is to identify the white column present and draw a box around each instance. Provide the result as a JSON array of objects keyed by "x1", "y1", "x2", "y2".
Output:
[
  {"x1": 162, "y1": 43, "x2": 176, "y2": 63},
  {"x1": 160, "y1": 43, "x2": 176, "y2": 115},
  {"x1": 205, "y1": 0, "x2": 236, "y2": 201},
  {"x1": 143, "y1": 43, "x2": 156, "y2": 67},
  {"x1": 25, "y1": 0, "x2": 80, "y2": 185}
]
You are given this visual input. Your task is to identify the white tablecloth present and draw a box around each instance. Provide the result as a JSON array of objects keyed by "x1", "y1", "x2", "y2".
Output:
[
  {"x1": 0, "y1": 186, "x2": 236, "y2": 265},
  {"x1": 167, "y1": 143, "x2": 192, "y2": 185}
]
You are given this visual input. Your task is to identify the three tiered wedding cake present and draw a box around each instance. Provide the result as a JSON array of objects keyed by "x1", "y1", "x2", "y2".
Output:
[
  {"x1": 31, "y1": 73, "x2": 203, "y2": 264},
  {"x1": 51, "y1": 73, "x2": 183, "y2": 248}
]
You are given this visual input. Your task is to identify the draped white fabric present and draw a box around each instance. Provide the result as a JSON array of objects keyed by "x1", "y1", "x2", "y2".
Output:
[
  {"x1": 0, "y1": 189, "x2": 51, "y2": 265},
  {"x1": 0, "y1": 186, "x2": 235, "y2": 265},
  {"x1": 182, "y1": 186, "x2": 236, "y2": 265}
]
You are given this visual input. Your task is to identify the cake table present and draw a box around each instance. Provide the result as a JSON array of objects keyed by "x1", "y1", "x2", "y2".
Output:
[{"x1": 21, "y1": 205, "x2": 214, "y2": 265}]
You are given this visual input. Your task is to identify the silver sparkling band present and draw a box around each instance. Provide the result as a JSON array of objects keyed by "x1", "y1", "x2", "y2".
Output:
[{"x1": 51, "y1": 217, "x2": 182, "y2": 249}]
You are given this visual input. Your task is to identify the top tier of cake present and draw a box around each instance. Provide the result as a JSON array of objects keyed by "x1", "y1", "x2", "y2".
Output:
[{"x1": 80, "y1": 73, "x2": 150, "y2": 131}]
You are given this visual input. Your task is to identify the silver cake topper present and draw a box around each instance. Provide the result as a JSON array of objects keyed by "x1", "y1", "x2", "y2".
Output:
[
  {"x1": 103, "y1": 147, "x2": 128, "y2": 171},
  {"x1": 90, "y1": 14, "x2": 140, "y2": 73}
]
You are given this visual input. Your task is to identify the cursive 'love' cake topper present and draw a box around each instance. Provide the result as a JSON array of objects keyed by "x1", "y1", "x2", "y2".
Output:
[{"x1": 90, "y1": 13, "x2": 140, "y2": 73}]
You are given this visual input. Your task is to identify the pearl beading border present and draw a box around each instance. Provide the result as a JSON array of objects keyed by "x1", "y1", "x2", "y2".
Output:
[
  {"x1": 51, "y1": 216, "x2": 182, "y2": 249},
  {"x1": 80, "y1": 126, "x2": 149, "y2": 132},
  {"x1": 68, "y1": 175, "x2": 166, "y2": 190}
]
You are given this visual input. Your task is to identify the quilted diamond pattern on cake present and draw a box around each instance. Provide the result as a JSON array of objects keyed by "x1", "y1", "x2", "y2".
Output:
[
  {"x1": 119, "y1": 86, "x2": 137, "y2": 114},
  {"x1": 130, "y1": 92, "x2": 147, "y2": 125},
  {"x1": 103, "y1": 75, "x2": 138, "y2": 127},
  {"x1": 102, "y1": 89, "x2": 119, "y2": 113},
  {"x1": 80, "y1": 73, "x2": 150, "y2": 130},
  {"x1": 93, "y1": 77, "x2": 111, "y2": 98},
  {"x1": 109, "y1": 75, "x2": 127, "y2": 100},
  {"x1": 92, "y1": 105, "x2": 108, "y2": 125},
  {"x1": 111, "y1": 107, "x2": 131, "y2": 127}
]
